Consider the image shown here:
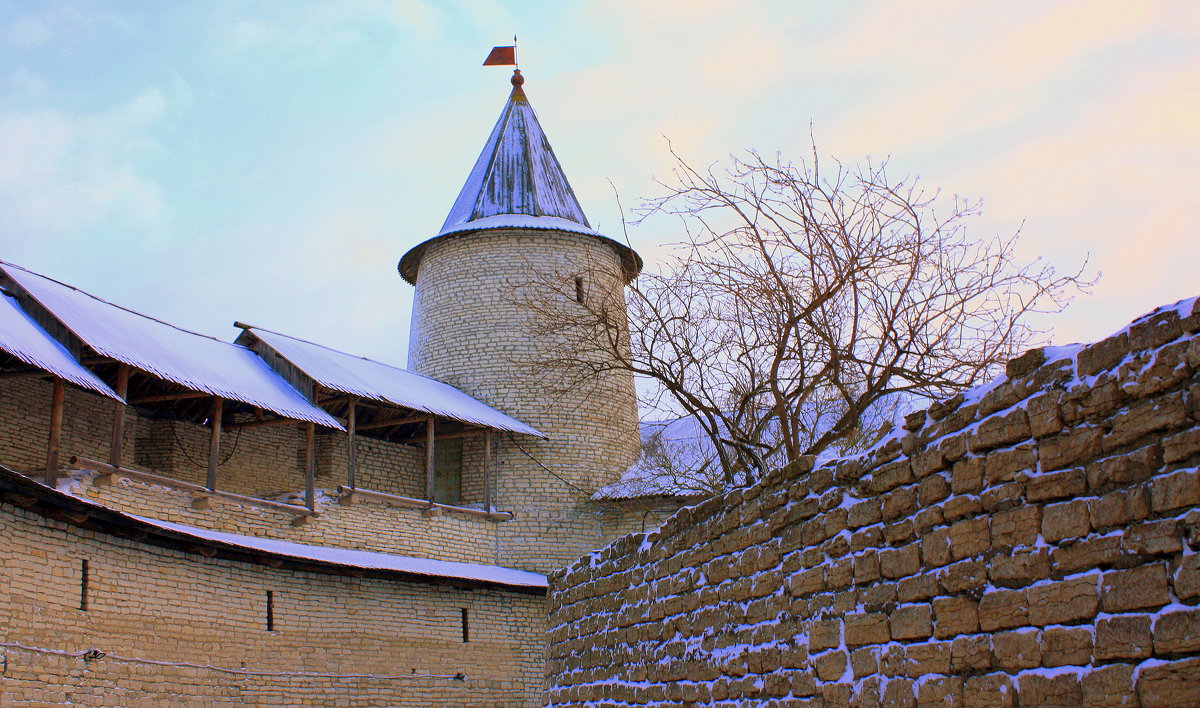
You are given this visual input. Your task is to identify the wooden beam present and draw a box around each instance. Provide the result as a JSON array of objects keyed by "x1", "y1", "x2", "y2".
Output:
[
  {"x1": 356, "y1": 413, "x2": 427, "y2": 432},
  {"x1": 206, "y1": 397, "x2": 223, "y2": 491},
  {"x1": 45, "y1": 377, "x2": 64, "y2": 486},
  {"x1": 109, "y1": 364, "x2": 130, "y2": 468},
  {"x1": 333, "y1": 485, "x2": 513, "y2": 522},
  {"x1": 425, "y1": 416, "x2": 436, "y2": 501},
  {"x1": 129, "y1": 390, "x2": 209, "y2": 405},
  {"x1": 225, "y1": 416, "x2": 297, "y2": 430},
  {"x1": 483, "y1": 430, "x2": 493, "y2": 511},
  {"x1": 304, "y1": 421, "x2": 315, "y2": 511},
  {"x1": 346, "y1": 398, "x2": 357, "y2": 490},
  {"x1": 0, "y1": 367, "x2": 49, "y2": 380},
  {"x1": 70, "y1": 457, "x2": 317, "y2": 517},
  {"x1": 433, "y1": 428, "x2": 489, "y2": 442}
]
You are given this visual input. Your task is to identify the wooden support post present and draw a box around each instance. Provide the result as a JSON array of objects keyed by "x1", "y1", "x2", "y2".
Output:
[
  {"x1": 304, "y1": 421, "x2": 316, "y2": 511},
  {"x1": 109, "y1": 364, "x2": 130, "y2": 468},
  {"x1": 346, "y1": 398, "x2": 357, "y2": 490},
  {"x1": 483, "y1": 429, "x2": 493, "y2": 511},
  {"x1": 206, "y1": 397, "x2": 223, "y2": 491},
  {"x1": 425, "y1": 416, "x2": 436, "y2": 501},
  {"x1": 45, "y1": 377, "x2": 65, "y2": 486}
]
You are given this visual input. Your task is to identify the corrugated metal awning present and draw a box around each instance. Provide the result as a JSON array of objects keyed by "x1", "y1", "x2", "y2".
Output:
[
  {"x1": 0, "y1": 293, "x2": 121, "y2": 400},
  {"x1": 242, "y1": 325, "x2": 544, "y2": 437},
  {"x1": 0, "y1": 262, "x2": 341, "y2": 430}
]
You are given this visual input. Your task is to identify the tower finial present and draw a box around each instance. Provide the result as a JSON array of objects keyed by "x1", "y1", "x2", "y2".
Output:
[{"x1": 511, "y1": 69, "x2": 524, "y2": 87}]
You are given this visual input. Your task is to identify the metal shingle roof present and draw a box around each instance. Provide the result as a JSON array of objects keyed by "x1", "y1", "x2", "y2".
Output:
[
  {"x1": 0, "y1": 292, "x2": 121, "y2": 400},
  {"x1": 0, "y1": 262, "x2": 341, "y2": 430},
  {"x1": 242, "y1": 325, "x2": 544, "y2": 437},
  {"x1": 440, "y1": 83, "x2": 591, "y2": 236}
]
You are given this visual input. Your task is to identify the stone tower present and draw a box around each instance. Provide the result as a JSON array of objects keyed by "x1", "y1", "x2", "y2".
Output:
[{"x1": 399, "y1": 70, "x2": 642, "y2": 572}]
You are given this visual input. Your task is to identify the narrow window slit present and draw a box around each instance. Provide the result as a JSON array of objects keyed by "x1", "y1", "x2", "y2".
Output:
[
  {"x1": 460, "y1": 607, "x2": 469, "y2": 643},
  {"x1": 574, "y1": 276, "x2": 585, "y2": 304},
  {"x1": 79, "y1": 559, "x2": 89, "y2": 611},
  {"x1": 265, "y1": 590, "x2": 275, "y2": 631}
]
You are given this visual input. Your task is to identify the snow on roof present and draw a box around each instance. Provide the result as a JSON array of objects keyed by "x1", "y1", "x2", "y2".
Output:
[
  {"x1": 439, "y1": 213, "x2": 603, "y2": 239},
  {"x1": 0, "y1": 262, "x2": 341, "y2": 430},
  {"x1": 0, "y1": 293, "x2": 121, "y2": 400},
  {"x1": 129, "y1": 514, "x2": 548, "y2": 589},
  {"x1": 242, "y1": 325, "x2": 544, "y2": 437},
  {"x1": 593, "y1": 417, "x2": 715, "y2": 500}
]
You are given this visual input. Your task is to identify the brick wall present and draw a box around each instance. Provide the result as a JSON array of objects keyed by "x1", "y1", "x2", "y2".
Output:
[
  {"x1": 0, "y1": 502, "x2": 546, "y2": 707},
  {"x1": 546, "y1": 296, "x2": 1200, "y2": 707}
]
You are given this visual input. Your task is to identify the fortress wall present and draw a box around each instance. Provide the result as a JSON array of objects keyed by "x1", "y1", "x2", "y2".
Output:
[
  {"x1": 0, "y1": 501, "x2": 545, "y2": 707},
  {"x1": 546, "y1": 297, "x2": 1200, "y2": 707}
]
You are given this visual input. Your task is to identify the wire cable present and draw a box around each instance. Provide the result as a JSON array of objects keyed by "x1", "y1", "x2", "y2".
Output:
[{"x1": 505, "y1": 433, "x2": 591, "y2": 495}]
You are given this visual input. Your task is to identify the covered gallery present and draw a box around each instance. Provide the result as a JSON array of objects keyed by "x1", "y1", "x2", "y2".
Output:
[{"x1": 0, "y1": 259, "x2": 540, "y2": 522}]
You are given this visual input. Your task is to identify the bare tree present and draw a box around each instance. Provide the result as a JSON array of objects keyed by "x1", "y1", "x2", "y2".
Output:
[{"x1": 521, "y1": 144, "x2": 1090, "y2": 491}]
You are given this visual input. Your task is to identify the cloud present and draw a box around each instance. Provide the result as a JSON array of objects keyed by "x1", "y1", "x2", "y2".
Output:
[
  {"x1": 0, "y1": 87, "x2": 171, "y2": 243},
  {"x1": 3, "y1": 2, "x2": 132, "y2": 50}
]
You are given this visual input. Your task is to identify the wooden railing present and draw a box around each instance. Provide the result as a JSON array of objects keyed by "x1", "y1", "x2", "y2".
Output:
[
  {"x1": 69, "y1": 456, "x2": 317, "y2": 518},
  {"x1": 335, "y1": 485, "x2": 513, "y2": 522}
]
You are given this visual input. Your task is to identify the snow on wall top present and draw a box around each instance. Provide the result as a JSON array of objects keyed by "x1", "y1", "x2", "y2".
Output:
[
  {"x1": 0, "y1": 292, "x2": 121, "y2": 400},
  {"x1": 0, "y1": 262, "x2": 341, "y2": 430},
  {"x1": 132, "y1": 514, "x2": 548, "y2": 589},
  {"x1": 440, "y1": 85, "x2": 591, "y2": 236},
  {"x1": 242, "y1": 325, "x2": 544, "y2": 437}
]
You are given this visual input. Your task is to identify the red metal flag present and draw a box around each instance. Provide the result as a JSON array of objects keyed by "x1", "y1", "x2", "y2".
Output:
[{"x1": 483, "y1": 46, "x2": 516, "y2": 66}]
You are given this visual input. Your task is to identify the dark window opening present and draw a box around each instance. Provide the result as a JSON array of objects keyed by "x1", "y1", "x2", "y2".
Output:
[
  {"x1": 574, "y1": 276, "x2": 585, "y2": 304},
  {"x1": 460, "y1": 607, "x2": 469, "y2": 643},
  {"x1": 266, "y1": 590, "x2": 275, "y2": 631},
  {"x1": 79, "y1": 559, "x2": 89, "y2": 611},
  {"x1": 432, "y1": 421, "x2": 464, "y2": 505}
]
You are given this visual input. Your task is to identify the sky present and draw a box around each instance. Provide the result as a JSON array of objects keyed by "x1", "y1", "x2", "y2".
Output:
[{"x1": 1, "y1": 0, "x2": 1197, "y2": 371}]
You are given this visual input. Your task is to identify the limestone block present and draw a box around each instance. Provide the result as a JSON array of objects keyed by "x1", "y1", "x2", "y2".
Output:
[
  {"x1": 932, "y1": 595, "x2": 978, "y2": 639},
  {"x1": 991, "y1": 629, "x2": 1040, "y2": 670},
  {"x1": 1041, "y1": 626, "x2": 1092, "y2": 667},
  {"x1": 1099, "y1": 564, "x2": 1166, "y2": 614},
  {"x1": 1041, "y1": 499, "x2": 1090, "y2": 543},
  {"x1": 1027, "y1": 575, "x2": 1098, "y2": 626},
  {"x1": 1017, "y1": 671, "x2": 1083, "y2": 707},
  {"x1": 1025, "y1": 468, "x2": 1086, "y2": 502},
  {"x1": 1081, "y1": 663, "x2": 1138, "y2": 707},
  {"x1": 1095, "y1": 614, "x2": 1152, "y2": 661},
  {"x1": 1138, "y1": 657, "x2": 1200, "y2": 708},
  {"x1": 977, "y1": 588, "x2": 1029, "y2": 632},
  {"x1": 1038, "y1": 426, "x2": 1104, "y2": 472},
  {"x1": 1153, "y1": 608, "x2": 1200, "y2": 654}
]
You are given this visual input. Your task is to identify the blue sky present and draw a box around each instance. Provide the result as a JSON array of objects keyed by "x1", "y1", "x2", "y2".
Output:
[{"x1": 2, "y1": 0, "x2": 1198, "y2": 368}]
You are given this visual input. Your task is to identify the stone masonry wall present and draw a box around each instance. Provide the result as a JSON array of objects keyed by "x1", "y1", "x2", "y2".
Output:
[
  {"x1": 0, "y1": 502, "x2": 546, "y2": 707},
  {"x1": 547, "y1": 296, "x2": 1200, "y2": 707},
  {"x1": 408, "y1": 228, "x2": 641, "y2": 573}
]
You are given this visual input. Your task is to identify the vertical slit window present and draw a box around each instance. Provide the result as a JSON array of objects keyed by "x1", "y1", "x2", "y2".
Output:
[
  {"x1": 574, "y1": 276, "x2": 585, "y2": 304},
  {"x1": 266, "y1": 590, "x2": 275, "y2": 631},
  {"x1": 460, "y1": 608, "x2": 469, "y2": 643},
  {"x1": 79, "y1": 559, "x2": 89, "y2": 611}
]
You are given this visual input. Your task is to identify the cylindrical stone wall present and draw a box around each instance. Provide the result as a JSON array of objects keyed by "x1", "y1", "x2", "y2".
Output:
[{"x1": 407, "y1": 228, "x2": 640, "y2": 572}]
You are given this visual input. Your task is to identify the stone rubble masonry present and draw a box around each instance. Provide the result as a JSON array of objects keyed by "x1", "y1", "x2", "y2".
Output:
[{"x1": 546, "y1": 295, "x2": 1200, "y2": 707}]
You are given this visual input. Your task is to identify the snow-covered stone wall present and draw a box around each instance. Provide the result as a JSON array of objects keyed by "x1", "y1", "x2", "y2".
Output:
[{"x1": 546, "y1": 296, "x2": 1200, "y2": 707}]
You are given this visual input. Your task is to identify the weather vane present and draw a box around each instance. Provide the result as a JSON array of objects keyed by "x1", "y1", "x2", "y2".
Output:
[{"x1": 483, "y1": 35, "x2": 523, "y2": 86}]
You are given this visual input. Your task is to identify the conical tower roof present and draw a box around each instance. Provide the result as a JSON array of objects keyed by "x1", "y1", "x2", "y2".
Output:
[
  {"x1": 399, "y1": 71, "x2": 641, "y2": 284},
  {"x1": 440, "y1": 71, "x2": 592, "y2": 235}
]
